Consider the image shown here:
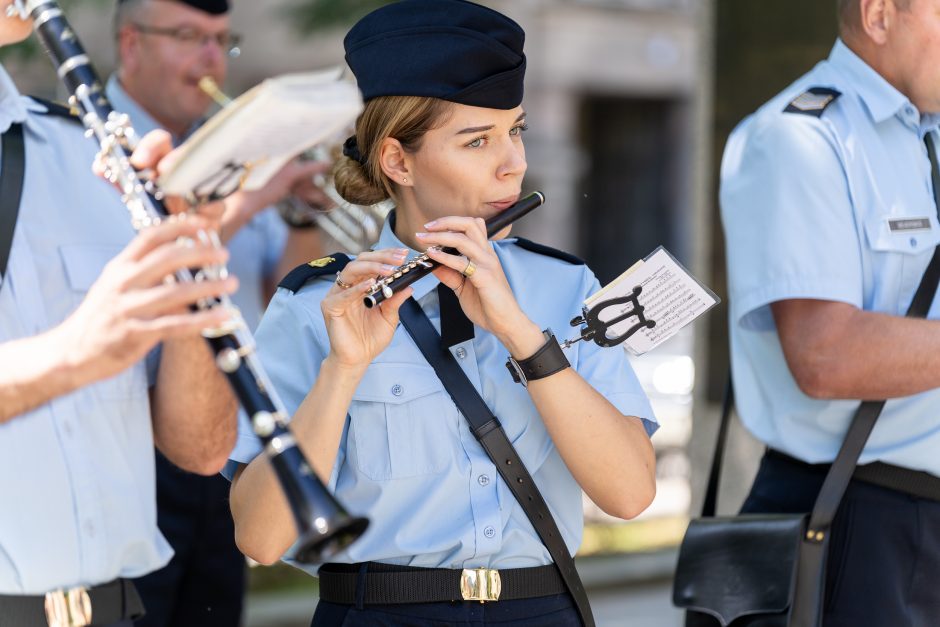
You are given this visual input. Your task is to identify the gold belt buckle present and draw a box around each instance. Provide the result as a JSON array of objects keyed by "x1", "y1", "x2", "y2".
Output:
[
  {"x1": 460, "y1": 567, "x2": 502, "y2": 603},
  {"x1": 44, "y1": 586, "x2": 92, "y2": 627}
]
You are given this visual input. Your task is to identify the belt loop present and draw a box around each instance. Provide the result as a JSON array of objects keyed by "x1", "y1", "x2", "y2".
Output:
[{"x1": 354, "y1": 563, "x2": 368, "y2": 610}]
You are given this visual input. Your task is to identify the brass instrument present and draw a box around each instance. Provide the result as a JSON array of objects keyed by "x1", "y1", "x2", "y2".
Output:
[{"x1": 200, "y1": 77, "x2": 387, "y2": 253}]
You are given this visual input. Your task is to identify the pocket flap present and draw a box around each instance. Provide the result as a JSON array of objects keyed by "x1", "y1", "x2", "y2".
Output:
[
  {"x1": 864, "y1": 215, "x2": 940, "y2": 255},
  {"x1": 58, "y1": 244, "x2": 123, "y2": 291},
  {"x1": 351, "y1": 362, "x2": 445, "y2": 404},
  {"x1": 672, "y1": 515, "x2": 805, "y2": 625}
]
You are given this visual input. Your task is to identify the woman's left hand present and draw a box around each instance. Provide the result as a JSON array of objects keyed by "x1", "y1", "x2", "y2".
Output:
[{"x1": 419, "y1": 216, "x2": 533, "y2": 343}]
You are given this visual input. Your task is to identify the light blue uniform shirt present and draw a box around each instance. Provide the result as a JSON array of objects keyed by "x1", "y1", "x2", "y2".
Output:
[
  {"x1": 721, "y1": 39, "x2": 940, "y2": 474},
  {"x1": 0, "y1": 65, "x2": 171, "y2": 593},
  {"x1": 228, "y1": 218, "x2": 657, "y2": 570},
  {"x1": 106, "y1": 76, "x2": 287, "y2": 329}
]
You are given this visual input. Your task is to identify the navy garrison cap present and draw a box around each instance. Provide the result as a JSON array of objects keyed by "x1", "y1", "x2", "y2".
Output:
[
  {"x1": 343, "y1": 0, "x2": 526, "y2": 110},
  {"x1": 118, "y1": 0, "x2": 229, "y2": 15}
]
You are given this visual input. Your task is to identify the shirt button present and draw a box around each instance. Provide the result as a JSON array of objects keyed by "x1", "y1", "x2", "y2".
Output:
[
  {"x1": 455, "y1": 347, "x2": 467, "y2": 359},
  {"x1": 391, "y1": 384, "x2": 403, "y2": 396},
  {"x1": 483, "y1": 526, "x2": 496, "y2": 538},
  {"x1": 84, "y1": 521, "x2": 96, "y2": 537},
  {"x1": 478, "y1": 474, "x2": 490, "y2": 486},
  {"x1": 911, "y1": 237, "x2": 918, "y2": 248}
]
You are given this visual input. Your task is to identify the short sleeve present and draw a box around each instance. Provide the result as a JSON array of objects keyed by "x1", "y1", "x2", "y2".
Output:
[
  {"x1": 226, "y1": 286, "x2": 328, "y2": 468},
  {"x1": 720, "y1": 114, "x2": 862, "y2": 331},
  {"x1": 573, "y1": 272, "x2": 658, "y2": 437}
]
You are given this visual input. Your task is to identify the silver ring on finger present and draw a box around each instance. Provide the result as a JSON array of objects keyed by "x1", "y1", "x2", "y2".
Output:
[{"x1": 335, "y1": 275, "x2": 353, "y2": 289}]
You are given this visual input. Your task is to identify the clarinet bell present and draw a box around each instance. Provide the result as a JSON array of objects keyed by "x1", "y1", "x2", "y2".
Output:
[{"x1": 268, "y1": 439, "x2": 370, "y2": 564}]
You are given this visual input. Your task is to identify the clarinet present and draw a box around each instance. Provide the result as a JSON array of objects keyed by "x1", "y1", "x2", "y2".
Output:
[
  {"x1": 364, "y1": 191, "x2": 545, "y2": 308},
  {"x1": 11, "y1": 0, "x2": 368, "y2": 563}
]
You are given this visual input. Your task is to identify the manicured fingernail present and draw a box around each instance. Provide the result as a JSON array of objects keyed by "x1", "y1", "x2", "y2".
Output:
[
  {"x1": 426, "y1": 245, "x2": 442, "y2": 253},
  {"x1": 415, "y1": 232, "x2": 428, "y2": 238},
  {"x1": 381, "y1": 264, "x2": 396, "y2": 272},
  {"x1": 424, "y1": 220, "x2": 437, "y2": 228}
]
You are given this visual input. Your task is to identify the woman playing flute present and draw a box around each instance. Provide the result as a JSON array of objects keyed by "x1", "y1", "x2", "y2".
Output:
[{"x1": 226, "y1": 1, "x2": 658, "y2": 624}]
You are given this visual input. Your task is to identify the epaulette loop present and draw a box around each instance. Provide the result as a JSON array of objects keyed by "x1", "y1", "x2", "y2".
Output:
[
  {"x1": 278, "y1": 254, "x2": 352, "y2": 293},
  {"x1": 783, "y1": 87, "x2": 841, "y2": 118},
  {"x1": 28, "y1": 96, "x2": 81, "y2": 123},
  {"x1": 512, "y1": 237, "x2": 584, "y2": 265}
]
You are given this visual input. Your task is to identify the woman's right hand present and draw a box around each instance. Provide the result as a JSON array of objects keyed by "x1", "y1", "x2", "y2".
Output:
[{"x1": 321, "y1": 248, "x2": 413, "y2": 370}]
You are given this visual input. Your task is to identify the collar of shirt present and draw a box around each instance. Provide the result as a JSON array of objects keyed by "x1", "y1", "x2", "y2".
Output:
[
  {"x1": 374, "y1": 209, "x2": 442, "y2": 302},
  {"x1": 829, "y1": 38, "x2": 924, "y2": 128},
  {"x1": 0, "y1": 64, "x2": 28, "y2": 133},
  {"x1": 105, "y1": 75, "x2": 201, "y2": 145}
]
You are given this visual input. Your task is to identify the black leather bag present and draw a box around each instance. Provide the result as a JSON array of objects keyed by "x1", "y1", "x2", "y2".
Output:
[{"x1": 674, "y1": 513, "x2": 806, "y2": 627}]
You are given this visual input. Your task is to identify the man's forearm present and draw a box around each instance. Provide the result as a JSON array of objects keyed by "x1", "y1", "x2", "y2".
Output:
[
  {"x1": 0, "y1": 325, "x2": 93, "y2": 423},
  {"x1": 774, "y1": 299, "x2": 940, "y2": 399},
  {"x1": 151, "y1": 335, "x2": 237, "y2": 474}
]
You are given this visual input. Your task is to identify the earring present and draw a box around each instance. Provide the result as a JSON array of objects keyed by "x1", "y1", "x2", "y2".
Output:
[{"x1": 402, "y1": 177, "x2": 408, "y2": 183}]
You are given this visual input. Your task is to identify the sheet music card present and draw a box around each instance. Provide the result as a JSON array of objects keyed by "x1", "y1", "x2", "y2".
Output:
[{"x1": 584, "y1": 247, "x2": 718, "y2": 355}]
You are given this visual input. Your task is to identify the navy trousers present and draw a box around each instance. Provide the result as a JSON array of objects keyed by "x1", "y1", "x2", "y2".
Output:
[
  {"x1": 132, "y1": 452, "x2": 245, "y2": 627},
  {"x1": 742, "y1": 451, "x2": 940, "y2": 627},
  {"x1": 310, "y1": 593, "x2": 581, "y2": 626}
]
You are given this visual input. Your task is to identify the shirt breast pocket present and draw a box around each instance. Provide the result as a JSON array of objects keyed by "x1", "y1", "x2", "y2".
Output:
[
  {"x1": 864, "y1": 215, "x2": 940, "y2": 312},
  {"x1": 59, "y1": 244, "x2": 145, "y2": 400},
  {"x1": 348, "y1": 363, "x2": 457, "y2": 481}
]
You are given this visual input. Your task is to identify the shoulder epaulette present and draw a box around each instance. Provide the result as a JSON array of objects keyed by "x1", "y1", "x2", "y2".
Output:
[
  {"x1": 783, "y1": 87, "x2": 841, "y2": 118},
  {"x1": 512, "y1": 237, "x2": 584, "y2": 265},
  {"x1": 28, "y1": 96, "x2": 81, "y2": 124},
  {"x1": 278, "y1": 254, "x2": 352, "y2": 294}
]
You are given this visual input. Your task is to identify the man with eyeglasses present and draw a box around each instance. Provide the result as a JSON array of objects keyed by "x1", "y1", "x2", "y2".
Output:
[{"x1": 108, "y1": 1, "x2": 330, "y2": 626}]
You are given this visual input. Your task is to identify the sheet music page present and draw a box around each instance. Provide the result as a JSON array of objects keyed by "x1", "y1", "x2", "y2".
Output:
[
  {"x1": 158, "y1": 68, "x2": 363, "y2": 196},
  {"x1": 585, "y1": 246, "x2": 718, "y2": 356}
]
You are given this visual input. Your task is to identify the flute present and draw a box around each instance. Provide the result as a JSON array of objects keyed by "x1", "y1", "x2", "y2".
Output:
[
  {"x1": 11, "y1": 0, "x2": 367, "y2": 563},
  {"x1": 363, "y1": 191, "x2": 545, "y2": 308}
]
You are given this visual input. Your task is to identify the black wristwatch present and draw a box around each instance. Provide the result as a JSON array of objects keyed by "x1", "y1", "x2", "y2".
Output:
[{"x1": 505, "y1": 329, "x2": 570, "y2": 387}]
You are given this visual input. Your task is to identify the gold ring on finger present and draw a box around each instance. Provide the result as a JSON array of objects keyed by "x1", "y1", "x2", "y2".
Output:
[
  {"x1": 462, "y1": 259, "x2": 477, "y2": 278},
  {"x1": 335, "y1": 275, "x2": 353, "y2": 289}
]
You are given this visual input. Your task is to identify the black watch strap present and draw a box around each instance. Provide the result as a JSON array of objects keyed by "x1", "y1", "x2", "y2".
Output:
[{"x1": 505, "y1": 330, "x2": 569, "y2": 386}]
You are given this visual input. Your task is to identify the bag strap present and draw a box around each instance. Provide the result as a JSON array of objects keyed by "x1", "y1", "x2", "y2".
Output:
[
  {"x1": 699, "y1": 376, "x2": 734, "y2": 517},
  {"x1": 398, "y1": 296, "x2": 595, "y2": 627},
  {"x1": 806, "y1": 132, "x2": 940, "y2": 536},
  {"x1": 0, "y1": 122, "x2": 26, "y2": 286}
]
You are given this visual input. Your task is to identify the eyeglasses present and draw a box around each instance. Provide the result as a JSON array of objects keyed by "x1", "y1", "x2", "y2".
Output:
[{"x1": 131, "y1": 23, "x2": 242, "y2": 58}]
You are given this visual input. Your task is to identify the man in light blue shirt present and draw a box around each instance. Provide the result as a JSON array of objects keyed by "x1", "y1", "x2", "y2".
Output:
[
  {"x1": 721, "y1": 0, "x2": 940, "y2": 623},
  {"x1": 108, "y1": 1, "x2": 334, "y2": 624},
  {"x1": 0, "y1": 7, "x2": 237, "y2": 627}
]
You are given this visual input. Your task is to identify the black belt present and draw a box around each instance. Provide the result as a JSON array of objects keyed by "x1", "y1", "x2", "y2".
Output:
[
  {"x1": 767, "y1": 448, "x2": 940, "y2": 502},
  {"x1": 0, "y1": 578, "x2": 144, "y2": 627},
  {"x1": 318, "y1": 562, "x2": 566, "y2": 605}
]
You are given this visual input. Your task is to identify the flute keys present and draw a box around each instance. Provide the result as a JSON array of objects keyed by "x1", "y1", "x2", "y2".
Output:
[{"x1": 382, "y1": 285, "x2": 394, "y2": 299}]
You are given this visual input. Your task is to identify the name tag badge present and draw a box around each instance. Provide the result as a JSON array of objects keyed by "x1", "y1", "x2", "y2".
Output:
[{"x1": 887, "y1": 217, "x2": 932, "y2": 233}]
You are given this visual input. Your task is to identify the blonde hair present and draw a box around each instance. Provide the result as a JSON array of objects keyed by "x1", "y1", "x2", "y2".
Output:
[{"x1": 333, "y1": 96, "x2": 453, "y2": 206}]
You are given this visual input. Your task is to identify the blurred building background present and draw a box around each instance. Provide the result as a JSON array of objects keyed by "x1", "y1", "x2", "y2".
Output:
[{"x1": 1, "y1": 0, "x2": 844, "y2": 624}]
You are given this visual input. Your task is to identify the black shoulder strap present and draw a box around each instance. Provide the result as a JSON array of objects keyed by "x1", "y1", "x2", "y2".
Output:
[
  {"x1": 398, "y1": 298, "x2": 595, "y2": 627},
  {"x1": 0, "y1": 123, "x2": 26, "y2": 287},
  {"x1": 277, "y1": 254, "x2": 351, "y2": 293},
  {"x1": 27, "y1": 96, "x2": 80, "y2": 123},
  {"x1": 512, "y1": 237, "x2": 585, "y2": 266},
  {"x1": 783, "y1": 87, "x2": 842, "y2": 118}
]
